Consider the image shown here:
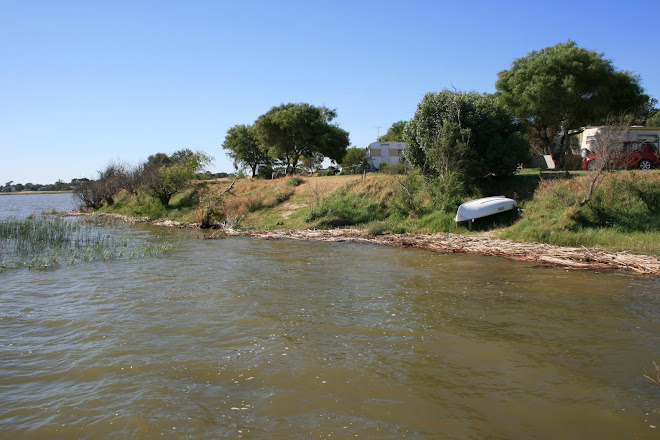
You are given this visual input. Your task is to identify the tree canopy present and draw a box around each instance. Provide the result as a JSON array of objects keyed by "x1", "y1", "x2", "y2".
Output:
[
  {"x1": 222, "y1": 124, "x2": 271, "y2": 177},
  {"x1": 340, "y1": 147, "x2": 367, "y2": 174},
  {"x1": 403, "y1": 90, "x2": 529, "y2": 181},
  {"x1": 646, "y1": 109, "x2": 660, "y2": 127},
  {"x1": 496, "y1": 40, "x2": 649, "y2": 168},
  {"x1": 146, "y1": 149, "x2": 212, "y2": 206},
  {"x1": 254, "y1": 103, "x2": 349, "y2": 175},
  {"x1": 378, "y1": 121, "x2": 407, "y2": 142}
]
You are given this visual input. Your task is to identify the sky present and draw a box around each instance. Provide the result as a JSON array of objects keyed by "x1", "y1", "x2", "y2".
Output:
[{"x1": 2, "y1": 0, "x2": 659, "y2": 184}]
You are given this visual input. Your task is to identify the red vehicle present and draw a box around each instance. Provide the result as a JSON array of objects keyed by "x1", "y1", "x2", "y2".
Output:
[{"x1": 581, "y1": 141, "x2": 659, "y2": 170}]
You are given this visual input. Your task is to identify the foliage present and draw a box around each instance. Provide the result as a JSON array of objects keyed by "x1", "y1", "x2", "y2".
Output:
[
  {"x1": 340, "y1": 147, "x2": 367, "y2": 174},
  {"x1": 404, "y1": 89, "x2": 529, "y2": 183},
  {"x1": 496, "y1": 40, "x2": 650, "y2": 168},
  {"x1": 646, "y1": 108, "x2": 660, "y2": 127},
  {"x1": 73, "y1": 162, "x2": 124, "y2": 210},
  {"x1": 378, "y1": 121, "x2": 407, "y2": 142},
  {"x1": 381, "y1": 162, "x2": 408, "y2": 175},
  {"x1": 254, "y1": 103, "x2": 349, "y2": 175},
  {"x1": 222, "y1": 124, "x2": 271, "y2": 177},
  {"x1": 287, "y1": 176, "x2": 304, "y2": 187},
  {"x1": 145, "y1": 149, "x2": 212, "y2": 206},
  {"x1": 501, "y1": 172, "x2": 660, "y2": 254},
  {"x1": 306, "y1": 189, "x2": 387, "y2": 228},
  {"x1": 256, "y1": 165, "x2": 276, "y2": 179},
  {"x1": 378, "y1": 161, "x2": 388, "y2": 172}
]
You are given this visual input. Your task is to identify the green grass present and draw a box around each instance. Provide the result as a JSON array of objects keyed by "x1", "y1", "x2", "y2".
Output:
[{"x1": 500, "y1": 171, "x2": 660, "y2": 255}]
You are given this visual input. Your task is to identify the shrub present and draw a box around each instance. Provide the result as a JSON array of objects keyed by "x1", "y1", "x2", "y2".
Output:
[
  {"x1": 275, "y1": 189, "x2": 294, "y2": 204},
  {"x1": 306, "y1": 191, "x2": 387, "y2": 227},
  {"x1": 288, "y1": 176, "x2": 304, "y2": 187},
  {"x1": 382, "y1": 162, "x2": 408, "y2": 175},
  {"x1": 367, "y1": 221, "x2": 389, "y2": 236},
  {"x1": 246, "y1": 198, "x2": 265, "y2": 212}
]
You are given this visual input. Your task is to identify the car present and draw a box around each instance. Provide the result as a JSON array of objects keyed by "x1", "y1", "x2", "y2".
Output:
[{"x1": 581, "y1": 141, "x2": 659, "y2": 170}]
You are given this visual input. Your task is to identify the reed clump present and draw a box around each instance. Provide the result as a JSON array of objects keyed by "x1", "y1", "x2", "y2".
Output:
[{"x1": 0, "y1": 215, "x2": 173, "y2": 271}]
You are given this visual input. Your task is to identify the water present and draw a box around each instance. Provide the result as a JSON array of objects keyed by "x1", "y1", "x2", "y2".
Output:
[
  {"x1": 1, "y1": 195, "x2": 659, "y2": 439},
  {"x1": 0, "y1": 193, "x2": 77, "y2": 219}
]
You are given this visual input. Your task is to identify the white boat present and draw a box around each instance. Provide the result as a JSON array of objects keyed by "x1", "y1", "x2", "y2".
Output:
[{"x1": 455, "y1": 196, "x2": 517, "y2": 222}]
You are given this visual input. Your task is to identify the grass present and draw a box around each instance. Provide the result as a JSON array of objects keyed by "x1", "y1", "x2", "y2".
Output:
[
  {"x1": 499, "y1": 171, "x2": 660, "y2": 255},
  {"x1": 96, "y1": 170, "x2": 660, "y2": 256},
  {"x1": 0, "y1": 215, "x2": 174, "y2": 271}
]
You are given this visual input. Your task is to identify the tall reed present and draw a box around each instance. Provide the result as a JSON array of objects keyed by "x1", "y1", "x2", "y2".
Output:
[{"x1": 0, "y1": 215, "x2": 173, "y2": 271}]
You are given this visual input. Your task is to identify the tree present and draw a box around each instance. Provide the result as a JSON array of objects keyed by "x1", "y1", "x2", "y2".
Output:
[
  {"x1": 146, "y1": 149, "x2": 212, "y2": 206},
  {"x1": 378, "y1": 121, "x2": 407, "y2": 142},
  {"x1": 496, "y1": 41, "x2": 650, "y2": 169},
  {"x1": 646, "y1": 109, "x2": 660, "y2": 127},
  {"x1": 340, "y1": 147, "x2": 367, "y2": 174},
  {"x1": 222, "y1": 124, "x2": 271, "y2": 177},
  {"x1": 403, "y1": 90, "x2": 529, "y2": 181},
  {"x1": 580, "y1": 123, "x2": 628, "y2": 206},
  {"x1": 254, "y1": 103, "x2": 350, "y2": 175}
]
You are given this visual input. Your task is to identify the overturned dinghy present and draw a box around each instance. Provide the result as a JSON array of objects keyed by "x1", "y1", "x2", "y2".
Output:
[{"x1": 455, "y1": 196, "x2": 517, "y2": 224}]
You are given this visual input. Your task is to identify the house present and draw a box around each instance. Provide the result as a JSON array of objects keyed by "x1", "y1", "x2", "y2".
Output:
[
  {"x1": 365, "y1": 142, "x2": 406, "y2": 170},
  {"x1": 575, "y1": 126, "x2": 660, "y2": 156}
]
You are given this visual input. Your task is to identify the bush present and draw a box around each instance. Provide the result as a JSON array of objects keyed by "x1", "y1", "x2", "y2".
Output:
[
  {"x1": 382, "y1": 162, "x2": 408, "y2": 175},
  {"x1": 246, "y1": 198, "x2": 265, "y2": 212},
  {"x1": 274, "y1": 189, "x2": 294, "y2": 204},
  {"x1": 367, "y1": 221, "x2": 389, "y2": 236},
  {"x1": 288, "y1": 176, "x2": 304, "y2": 187},
  {"x1": 572, "y1": 173, "x2": 660, "y2": 231},
  {"x1": 378, "y1": 161, "x2": 388, "y2": 172},
  {"x1": 257, "y1": 165, "x2": 275, "y2": 179},
  {"x1": 306, "y1": 191, "x2": 387, "y2": 227}
]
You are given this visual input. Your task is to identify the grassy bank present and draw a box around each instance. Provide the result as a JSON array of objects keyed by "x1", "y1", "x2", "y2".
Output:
[{"x1": 99, "y1": 170, "x2": 660, "y2": 256}]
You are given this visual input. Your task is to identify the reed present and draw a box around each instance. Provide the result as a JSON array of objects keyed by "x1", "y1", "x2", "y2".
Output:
[{"x1": 0, "y1": 215, "x2": 173, "y2": 271}]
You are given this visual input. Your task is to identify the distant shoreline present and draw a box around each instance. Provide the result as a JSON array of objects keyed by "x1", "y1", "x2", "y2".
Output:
[{"x1": 0, "y1": 191, "x2": 73, "y2": 196}]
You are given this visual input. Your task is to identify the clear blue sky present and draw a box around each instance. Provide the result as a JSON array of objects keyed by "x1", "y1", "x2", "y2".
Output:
[{"x1": 2, "y1": 0, "x2": 659, "y2": 184}]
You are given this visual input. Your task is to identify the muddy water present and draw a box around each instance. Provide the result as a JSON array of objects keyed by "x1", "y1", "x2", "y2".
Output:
[{"x1": 1, "y1": 198, "x2": 659, "y2": 439}]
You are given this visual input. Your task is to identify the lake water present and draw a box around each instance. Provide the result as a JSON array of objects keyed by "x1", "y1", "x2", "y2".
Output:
[{"x1": 1, "y1": 194, "x2": 659, "y2": 439}]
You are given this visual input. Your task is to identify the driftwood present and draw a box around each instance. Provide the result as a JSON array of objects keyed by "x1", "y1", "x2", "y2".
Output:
[
  {"x1": 220, "y1": 179, "x2": 236, "y2": 194},
  {"x1": 247, "y1": 229, "x2": 660, "y2": 276}
]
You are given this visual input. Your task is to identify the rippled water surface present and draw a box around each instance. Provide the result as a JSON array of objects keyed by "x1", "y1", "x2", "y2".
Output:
[{"x1": 1, "y1": 195, "x2": 659, "y2": 439}]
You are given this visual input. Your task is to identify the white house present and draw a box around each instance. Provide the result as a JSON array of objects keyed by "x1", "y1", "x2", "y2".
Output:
[
  {"x1": 575, "y1": 126, "x2": 660, "y2": 156},
  {"x1": 365, "y1": 142, "x2": 406, "y2": 170}
]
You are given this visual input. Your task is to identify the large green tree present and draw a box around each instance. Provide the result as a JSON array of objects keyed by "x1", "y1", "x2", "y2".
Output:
[
  {"x1": 403, "y1": 90, "x2": 529, "y2": 180},
  {"x1": 496, "y1": 41, "x2": 649, "y2": 169},
  {"x1": 254, "y1": 103, "x2": 349, "y2": 175},
  {"x1": 378, "y1": 121, "x2": 407, "y2": 142},
  {"x1": 222, "y1": 124, "x2": 271, "y2": 177}
]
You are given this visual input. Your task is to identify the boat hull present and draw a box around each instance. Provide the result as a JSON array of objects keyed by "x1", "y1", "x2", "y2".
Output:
[{"x1": 455, "y1": 196, "x2": 517, "y2": 222}]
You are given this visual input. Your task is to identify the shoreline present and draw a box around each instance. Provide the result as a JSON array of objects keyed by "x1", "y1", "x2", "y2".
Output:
[{"x1": 67, "y1": 212, "x2": 660, "y2": 276}]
